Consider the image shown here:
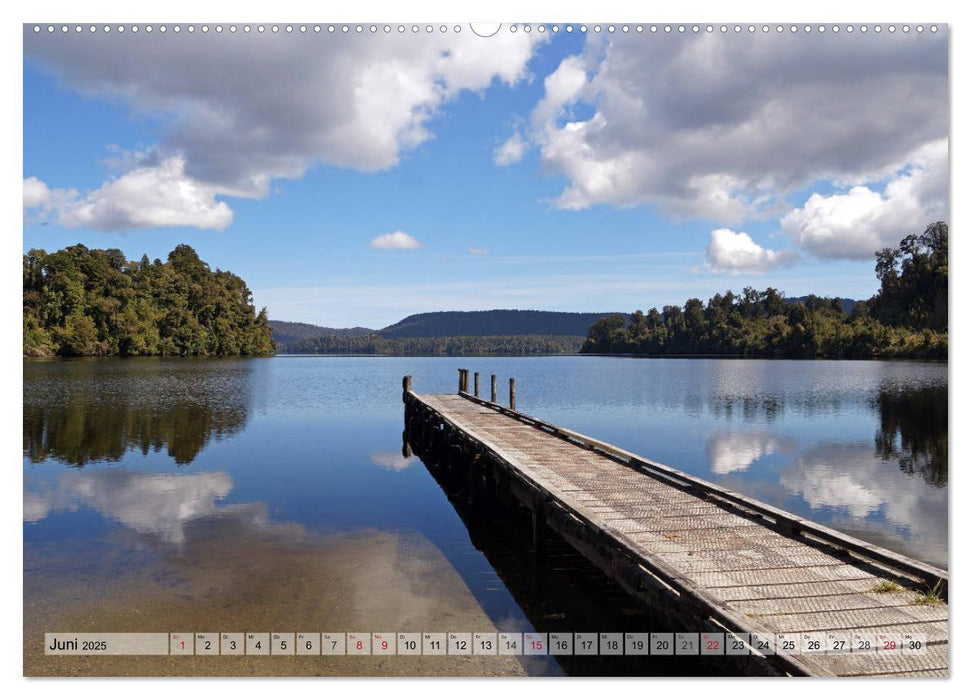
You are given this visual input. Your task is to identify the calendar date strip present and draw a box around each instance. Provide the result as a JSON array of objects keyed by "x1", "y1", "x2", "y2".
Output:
[{"x1": 44, "y1": 631, "x2": 930, "y2": 657}]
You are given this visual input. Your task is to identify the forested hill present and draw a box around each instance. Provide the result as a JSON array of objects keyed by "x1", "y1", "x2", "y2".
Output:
[
  {"x1": 581, "y1": 222, "x2": 948, "y2": 360},
  {"x1": 378, "y1": 310, "x2": 620, "y2": 338},
  {"x1": 270, "y1": 309, "x2": 621, "y2": 355},
  {"x1": 23, "y1": 244, "x2": 274, "y2": 357},
  {"x1": 269, "y1": 320, "x2": 374, "y2": 345}
]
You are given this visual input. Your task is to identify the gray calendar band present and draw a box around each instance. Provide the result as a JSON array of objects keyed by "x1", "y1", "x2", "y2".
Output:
[
  {"x1": 44, "y1": 631, "x2": 929, "y2": 656},
  {"x1": 45, "y1": 633, "x2": 170, "y2": 655}
]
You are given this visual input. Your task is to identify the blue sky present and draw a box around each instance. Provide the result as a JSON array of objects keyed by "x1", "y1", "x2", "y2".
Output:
[{"x1": 22, "y1": 24, "x2": 948, "y2": 328}]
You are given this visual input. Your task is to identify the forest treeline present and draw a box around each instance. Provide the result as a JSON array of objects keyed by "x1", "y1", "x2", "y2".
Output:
[
  {"x1": 581, "y1": 222, "x2": 948, "y2": 359},
  {"x1": 279, "y1": 333, "x2": 585, "y2": 356},
  {"x1": 23, "y1": 244, "x2": 274, "y2": 357}
]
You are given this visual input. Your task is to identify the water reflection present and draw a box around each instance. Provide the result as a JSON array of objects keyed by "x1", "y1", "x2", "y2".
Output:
[
  {"x1": 23, "y1": 404, "x2": 248, "y2": 466},
  {"x1": 705, "y1": 384, "x2": 948, "y2": 567},
  {"x1": 705, "y1": 431, "x2": 796, "y2": 474},
  {"x1": 369, "y1": 452, "x2": 419, "y2": 471},
  {"x1": 777, "y1": 442, "x2": 947, "y2": 566},
  {"x1": 23, "y1": 359, "x2": 253, "y2": 466},
  {"x1": 22, "y1": 356, "x2": 948, "y2": 671},
  {"x1": 874, "y1": 386, "x2": 948, "y2": 487},
  {"x1": 24, "y1": 470, "x2": 292, "y2": 545}
]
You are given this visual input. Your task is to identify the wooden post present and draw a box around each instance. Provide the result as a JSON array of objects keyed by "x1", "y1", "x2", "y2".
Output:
[
  {"x1": 531, "y1": 508, "x2": 547, "y2": 557},
  {"x1": 458, "y1": 369, "x2": 466, "y2": 393},
  {"x1": 474, "y1": 372, "x2": 480, "y2": 397},
  {"x1": 509, "y1": 377, "x2": 516, "y2": 411},
  {"x1": 491, "y1": 375, "x2": 497, "y2": 403},
  {"x1": 403, "y1": 375, "x2": 412, "y2": 394}
]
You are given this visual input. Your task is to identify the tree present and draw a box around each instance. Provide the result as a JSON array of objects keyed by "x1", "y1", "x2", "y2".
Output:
[
  {"x1": 871, "y1": 221, "x2": 947, "y2": 331},
  {"x1": 582, "y1": 314, "x2": 629, "y2": 353},
  {"x1": 23, "y1": 244, "x2": 274, "y2": 358},
  {"x1": 580, "y1": 222, "x2": 947, "y2": 360}
]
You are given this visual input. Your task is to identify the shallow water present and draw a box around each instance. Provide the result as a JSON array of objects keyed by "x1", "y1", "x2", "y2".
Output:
[{"x1": 23, "y1": 356, "x2": 947, "y2": 676}]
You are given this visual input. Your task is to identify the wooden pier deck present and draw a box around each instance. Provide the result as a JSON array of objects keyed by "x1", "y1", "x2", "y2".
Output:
[{"x1": 402, "y1": 374, "x2": 948, "y2": 677}]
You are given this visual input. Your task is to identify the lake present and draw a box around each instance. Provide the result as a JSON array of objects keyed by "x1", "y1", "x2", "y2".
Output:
[{"x1": 23, "y1": 356, "x2": 948, "y2": 676}]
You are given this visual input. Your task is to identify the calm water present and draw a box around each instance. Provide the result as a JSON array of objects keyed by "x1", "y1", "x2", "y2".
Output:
[{"x1": 23, "y1": 356, "x2": 948, "y2": 675}]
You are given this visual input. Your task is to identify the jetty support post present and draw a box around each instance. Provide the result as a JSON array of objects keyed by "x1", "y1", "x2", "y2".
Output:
[
  {"x1": 491, "y1": 374, "x2": 497, "y2": 403},
  {"x1": 531, "y1": 503, "x2": 547, "y2": 557},
  {"x1": 509, "y1": 378, "x2": 516, "y2": 411},
  {"x1": 474, "y1": 372, "x2": 480, "y2": 397},
  {"x1": 402, "y1": 375, "x2": 412, "y2": 401},
  {"x1": 458, "y1": 368, "x2": 469, "y2": 393}
]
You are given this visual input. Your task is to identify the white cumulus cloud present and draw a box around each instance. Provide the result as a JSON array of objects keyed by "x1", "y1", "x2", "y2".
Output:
[
  {"x1": 370, "y1": 231, "x2": 422, "y2": 250},
  {"x1": 514, "y1": 31, "x2": 946, "y2": 235},
  {"x1": 24, "y1": 157, "x2": 233, "y2": 232},
  {"x1": 24, "y1": 28, "x2": 546, "y2": 231},
  {"x1": 780, "y1": 140, "x2": 948, "y2": 259},
  {"x1": 493, "y1": 132, "x2": 528, "y2": 166},
  {"x1": 23, "y1": 176, "x2": 52, "y2": 209},
  {"x1": 704, "y1": 228, "x2": 798, "y2": 274}
]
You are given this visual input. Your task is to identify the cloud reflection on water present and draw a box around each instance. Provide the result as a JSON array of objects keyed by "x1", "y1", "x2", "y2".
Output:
[
  {"x1": 704, "y1": 430, "x2": 796, "y2": 474},
  {"x1": 369, "y1": 451, "x2": 418, "y2": 471},
  {"x1": 23, "y1": 470, "x2": 280, "y2": 544}
]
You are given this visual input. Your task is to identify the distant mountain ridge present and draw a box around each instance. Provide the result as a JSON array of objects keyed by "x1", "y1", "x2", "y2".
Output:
[
  {"x1": 270, "y1": 303, "x2": 862, "y2": 354},
  {"x1": 268, "y1": 320, "x2": 373, "y2": 345},
  {"x1": 378, "y1": 310, "x2": 621, "y2": 338},
  {"x1": 270, "y1": 309, "x2": 621, "y2": 346}
]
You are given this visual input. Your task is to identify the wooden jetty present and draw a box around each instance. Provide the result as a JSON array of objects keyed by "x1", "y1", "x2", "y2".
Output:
[{"x1": 402, "y1": 371, "x2": 949, "y2": 677}]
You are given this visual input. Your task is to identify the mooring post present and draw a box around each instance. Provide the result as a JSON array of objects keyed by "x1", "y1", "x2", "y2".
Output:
[
  {"x1": 509, "y1": 377, "x2": 516, "y2": 410},
  {"x1": 474, "y1": 372, "x2": 480, "y2": 397},
  {"x1": 458, "y1": 368, "x2": 467, "y2": 393},
  {"x1": 402, "y1": 375, "x2": 412, "y2": 400},
  {"x1": 490, "y1": 374, "x2": 497, "y2": 403}
]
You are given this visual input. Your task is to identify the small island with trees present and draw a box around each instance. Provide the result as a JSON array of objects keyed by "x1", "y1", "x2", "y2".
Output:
[
  {"x1": 23, "y1": 244, "x2": 274, "y2": 357},
  {"x1": 581, "y1": 223, "x2": 947, "y2": 360}
]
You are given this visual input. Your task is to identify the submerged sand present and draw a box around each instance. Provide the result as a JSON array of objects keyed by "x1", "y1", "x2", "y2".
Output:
[{"x1": 24, "y1": 525, "x2": 526, "y2": 677}]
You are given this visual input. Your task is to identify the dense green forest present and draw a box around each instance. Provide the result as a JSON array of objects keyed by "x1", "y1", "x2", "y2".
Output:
[
  {"x1": 279, "y1": 333, "x2": 585, "y2": 356},
  {"x1": 581, "y1": 222, "x2": 948, "y2": 359},
  {"x1": 23, "y1": 244, "x2": 274, "y2": 357}
]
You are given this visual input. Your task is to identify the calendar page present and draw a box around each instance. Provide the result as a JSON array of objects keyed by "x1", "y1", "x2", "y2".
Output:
[{"x1": 21, "y1": 7, "x2": 950, "y2": 684}]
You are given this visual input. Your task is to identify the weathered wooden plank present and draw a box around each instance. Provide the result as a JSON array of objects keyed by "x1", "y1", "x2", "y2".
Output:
[
  {"x1": 625, "y1": 527, "x2": 795, "y2": 551},
  {"x1": 671, "y1": 563, "x2": 878, "y2": 588},
  {"x1": 617, "y1": 512, "x2": 771, "y2": 532},
  {"x1": 753, "y1": 608, "x2": 949, "y2": 634},
  {"x1": 732, "y1": 590, "x2": 944, "y2": 616},
  {"x1": 660, "y1": 549, "x2": 855, "y2": 574},
  {"x1": 712, "y1": 578, "x2": 906, "y2": 601},
  {"x1": 598, "y1": 502, "x2": 730, "y2": 519}
]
